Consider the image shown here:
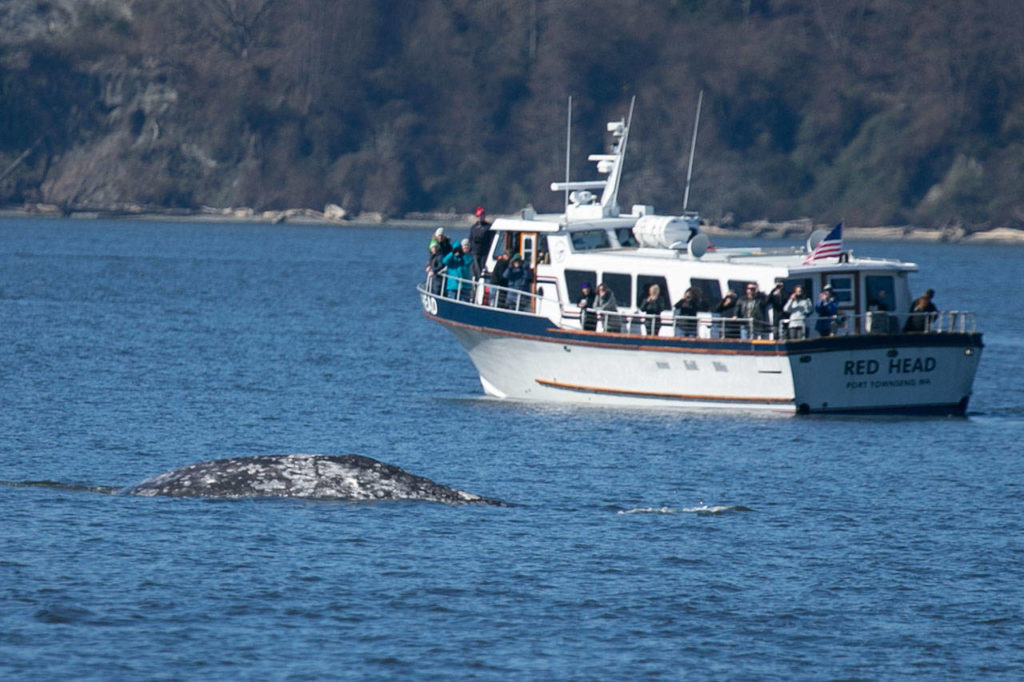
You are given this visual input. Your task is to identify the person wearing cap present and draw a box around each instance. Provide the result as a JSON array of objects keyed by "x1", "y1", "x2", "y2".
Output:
[
  {"x1": 503, "y1": 253, "x2": 532, "y2": 311},
  {"x1": 429, "y1": 226, "x2": 452, "y2": 256},
  {"x1": 469, "y1": 206, "x2": 493, "y2": 279},
  {"x1": 577, "y1": 282, "x2": 597, "y2": 331},
  {"x1": 424, "y1": 243, "x2": 445, "y2": 295},
  {"x1": 441, "y1": 237, "x2": 474, "y2": 301},
  {"x1": 815, "y1": 284, "x2": 839, "y2": 337}
]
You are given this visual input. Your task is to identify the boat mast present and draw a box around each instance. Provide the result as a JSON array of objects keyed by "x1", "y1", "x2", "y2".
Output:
[
  {"x1": 601, "y1": 96, "x2": 636, "y2": 215},
  {"x1": 550, "y1": 97, "x2": 635, "y2": 220},
  {"x1": 564, "y1": 96, "x2": 572, "y2": 225},
  {"x1": 683, "y1": 89, "x2": 703, "y2": 213}
]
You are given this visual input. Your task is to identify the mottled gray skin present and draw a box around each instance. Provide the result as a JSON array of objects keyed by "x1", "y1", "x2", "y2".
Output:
[{"x1": 119, "y1": 454, "x2": 506, "y2": 505}]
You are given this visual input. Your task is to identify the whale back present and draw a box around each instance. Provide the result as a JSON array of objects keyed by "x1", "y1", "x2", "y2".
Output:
[{"x1": 118, "y1": 454, "x2": 505, "y2": 505}]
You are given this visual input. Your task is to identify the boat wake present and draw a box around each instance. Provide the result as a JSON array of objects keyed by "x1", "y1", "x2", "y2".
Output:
[
  {"x1": 0, "y1": 480, "x2": 120, "y2": 495},
  {"x1": 619, "y1": 504, "x2": 753, "y2": 516}
]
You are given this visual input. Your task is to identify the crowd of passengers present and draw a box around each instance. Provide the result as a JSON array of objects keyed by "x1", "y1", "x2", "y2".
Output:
[
  {"x1": 425, "y1": 210, "x2": 939, "y2": 338},
  {"x1": 575, "y1": 281, "x2": 938, "y2": 339},
  {"x1": 424, "y1": 207, "x2": 535, "y2": 310}
]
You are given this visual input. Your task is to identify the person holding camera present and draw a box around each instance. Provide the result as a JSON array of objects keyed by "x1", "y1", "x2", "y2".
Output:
[
  {"x1": 441, "y1": 238, "x2": 474, "y2": 301},
  {"x1": 815, "y1": 285, "x2": 839, "y2": 337},
  {"x1": 783, "y1": 285, "x2": 813, "y2": 339}
]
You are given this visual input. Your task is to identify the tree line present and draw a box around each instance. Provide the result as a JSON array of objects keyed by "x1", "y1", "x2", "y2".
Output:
[{"x1": 2, "y1": 0, "x2": 1024, "y2": 229}]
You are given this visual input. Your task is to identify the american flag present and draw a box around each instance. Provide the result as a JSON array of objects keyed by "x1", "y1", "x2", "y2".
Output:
[{"x1": 803, "y1": 222, "x2": 843, "y2": 264}]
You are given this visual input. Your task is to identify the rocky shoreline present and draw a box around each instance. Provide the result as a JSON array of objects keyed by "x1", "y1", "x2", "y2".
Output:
[{"x1": 4, "y1": 203, "x2": 1024, "y2": 244}]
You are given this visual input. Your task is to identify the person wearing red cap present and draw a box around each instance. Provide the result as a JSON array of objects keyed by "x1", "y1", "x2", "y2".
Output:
[{"x1": 469, "y1": 206, "x2": 493, "y2": 280}]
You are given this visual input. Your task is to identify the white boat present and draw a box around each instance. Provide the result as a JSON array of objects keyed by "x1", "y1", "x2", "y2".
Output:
[{"x1": 417, "y1": 111, "x2": 982, "y2": 415}]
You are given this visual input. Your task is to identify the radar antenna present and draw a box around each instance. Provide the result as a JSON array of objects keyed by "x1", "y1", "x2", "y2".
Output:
[{"x1": 682, "y1": 89, "x2": 703, "y2": 212}]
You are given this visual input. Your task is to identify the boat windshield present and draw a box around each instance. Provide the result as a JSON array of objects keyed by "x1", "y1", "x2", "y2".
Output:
[{"x1": 570, "y1": 230, "x2": 611, "y2": 251}]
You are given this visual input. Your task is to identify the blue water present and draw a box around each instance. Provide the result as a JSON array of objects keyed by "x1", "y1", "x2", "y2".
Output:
[{"x1": 2, "y1": 218, "x2": 1022, "y2": 679}]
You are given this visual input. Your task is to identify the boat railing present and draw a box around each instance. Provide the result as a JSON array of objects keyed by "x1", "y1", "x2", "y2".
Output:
[
  {"x1": 586, "y1": 309, "x2": 978, "y2": 340},
  {"x1": 423, "y1": 272, "x2": 553, "y2": 313},
  {"x1": 421, "y1": 273, "x2": 978, "y2": 340}
]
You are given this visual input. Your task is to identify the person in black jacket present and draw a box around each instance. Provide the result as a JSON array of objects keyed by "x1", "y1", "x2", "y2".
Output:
[
  {"x1": 490, "y1": 252, "x2": 510, "y2": 307},
  {"x1": 639, "y1": 283, "x2": 668, "y2": 336},
  {"x1": 424, "y1": 244, "x2": 444, "y2": 295},
  {"x1": 577, "y1": 282, "x2": 597, "y2": 331},
  {"x1": 673, "y1": 287, "x2": 704, "y2": 336},
  {"x1": 716, "y1": 290, "x2": 740, "y2": 339},
  {"x1": 468, "y1": 206, "x2": 493, "y2": 279}
]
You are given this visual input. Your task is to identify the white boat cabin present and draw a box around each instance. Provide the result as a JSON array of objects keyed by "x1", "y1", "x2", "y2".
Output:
[{"x1": 483, "y1": 211, "x2": 923, "y2": 338}]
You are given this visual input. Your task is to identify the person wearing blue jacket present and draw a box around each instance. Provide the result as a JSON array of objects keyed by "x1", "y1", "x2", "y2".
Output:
[
  {"x1": 442, "y1": 239, "x2": 474, "y2": 301},
  {"x1": 815, "y1": 285, "x2": 839, "y2": 337}
]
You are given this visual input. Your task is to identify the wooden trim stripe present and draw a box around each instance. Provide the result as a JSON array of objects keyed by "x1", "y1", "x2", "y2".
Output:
[{"x1": 534, "y1": 378, "x2": 793, "y2": 404}]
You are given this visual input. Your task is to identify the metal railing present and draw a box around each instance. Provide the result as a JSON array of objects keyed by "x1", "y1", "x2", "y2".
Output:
[
  {"x1": 424, "y1": 273, "x2": 550, "y2": 313},
  {"x1": 422, "y1": 274, "x2": 978, "y2": 340}
]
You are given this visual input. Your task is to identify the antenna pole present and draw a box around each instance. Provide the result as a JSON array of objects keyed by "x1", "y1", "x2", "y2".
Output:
[
  {"x1": 683, "y1": 89, "x2": 703, "y2": 212},
  {"x1": 607, "y1": 96, "x2": 636, "y2": 212},
  {"x1": 564, "y1": 96, "x2": 572, "y2": 223}
]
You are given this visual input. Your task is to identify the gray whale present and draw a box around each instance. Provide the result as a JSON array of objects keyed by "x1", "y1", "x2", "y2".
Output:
[{"x1": 118, "y1": 454, "x2": 505, "y2": 505}]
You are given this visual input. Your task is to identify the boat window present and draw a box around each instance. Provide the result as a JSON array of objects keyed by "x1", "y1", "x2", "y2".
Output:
[
  {"x1": 570, "y1": 230, "x2": 611, "y2": 251},
  {"x1": 521, "y1": 233, "x2": 537, "y2": 267},
  {"x1": 490, "y1": 232, "x2": 514, "y2": 260},
  {"x1": 865, "y1": 275, "x2": 896, "y2": 311},
  {"x1": 614, "y1": 227, "x2": 638, "y2": 247},
  {"x1": 827, "y1": 275, "x2": 854, "y2": 305},
  {"x1": 601, "y1": 272, "x2": 632, "y2": 308},
  {"x1": 689, "y1": 278, "x2": 722, "y2": 305},
  {"x1": 637, "y1": 275, "x2": 670, "y2": 308},
  {"x1": 564, "y1": 269, "x2": 597, "y2": 302}
]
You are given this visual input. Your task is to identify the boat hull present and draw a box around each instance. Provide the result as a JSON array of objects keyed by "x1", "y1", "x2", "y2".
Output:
[{"x1": 422, "y1": 292, "x2": 982, "y2": 416}]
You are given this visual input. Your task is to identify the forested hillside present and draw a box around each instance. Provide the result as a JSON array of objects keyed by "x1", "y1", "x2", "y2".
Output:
[{"x1": 3, "y1": 0, "x2": 1024, "y2": 229}]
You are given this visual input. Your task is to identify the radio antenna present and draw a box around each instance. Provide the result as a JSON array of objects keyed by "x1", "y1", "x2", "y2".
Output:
[
  {"x1": 682, "y1": 89, "x2": 703, "y2": 212},
  {"x1": 563, "y1": 95, "x2": 572, "y2": 224}
]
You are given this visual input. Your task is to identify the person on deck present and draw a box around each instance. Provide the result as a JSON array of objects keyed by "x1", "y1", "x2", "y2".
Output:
[
  {"x1": 503, "y1": 254, "x2": 532, "y2": 311},
  {"x1": 441, "y1": 238, "x2": 474, "y2": 301},
  {"x1": 736, "y1": 282, "x2": 768, "y2": 338},
  {"x1": 468, "y1": 207, "x2": 493, "y2": 280},
  {"x1": 429, "y1": 227, "x2": 453, "y2": 257},
  {"x1": 489, "y1": 251, "x2": 510, "y2": 307},
  {"x1": 868, "y1": 288, "x2": 893, "y2": 333},
  {"x1": 715, "y1": 290, "x2": 740, "y2": 339},
  {"x1": 783, "y1": 285, "x2": 813, "y2": 339},
  {"x1": 577, "y1": 282, "x2": 597, "y2": 331},
  {"x1": 424, "y1": 243, "x2": 445, "y2": 295},
  {"x1": 904, "y1": 288, "x2": 938, "y2": 332},
  {"x1": 593, "y1": 283, "x2": 621, "y2": 332},
  {"x1": 673, "y1": 287, "x2": 704, "y2": 337},
  {"x1": 815, "y1": 285, "x2": 839, "y2": 337},
  {"x1": 639, "y1": 283, "x2": 668, "y2": 336},
  {"x1": 768, "y1": 281, "x2": 787, "y2": 337}
]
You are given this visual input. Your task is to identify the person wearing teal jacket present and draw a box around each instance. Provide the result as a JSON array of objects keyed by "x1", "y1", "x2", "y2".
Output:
[{"x1": 442, "y1": 239, "x2": 474, "y2": 301}]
